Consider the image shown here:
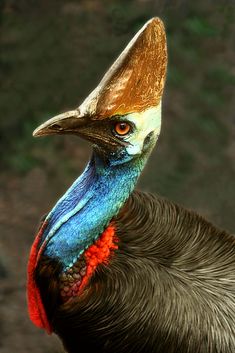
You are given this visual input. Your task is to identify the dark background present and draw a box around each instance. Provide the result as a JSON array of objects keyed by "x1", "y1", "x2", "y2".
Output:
[{"x1": 0, "y1": 0, "x2": 234, "y2": 352}]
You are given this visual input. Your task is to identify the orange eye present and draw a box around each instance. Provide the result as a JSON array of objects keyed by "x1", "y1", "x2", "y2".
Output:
[{"x1": 114, "y1": 122, "x2": 131, "y2": 136}]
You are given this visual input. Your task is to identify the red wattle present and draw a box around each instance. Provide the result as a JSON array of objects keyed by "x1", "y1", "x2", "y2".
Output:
[
  {"x1": 27, "y1": 221, "x2": 118, "y2": 333},
  {"x1": 27, "y1": 221, "x2": 52, "y2": 334},
  {"x1": 79, "y1": 224, "x2": 118, "y2": 291}
]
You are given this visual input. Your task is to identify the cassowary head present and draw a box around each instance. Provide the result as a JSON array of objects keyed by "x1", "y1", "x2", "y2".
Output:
[{"x1": 33, "y1": 18, "x2": 167, "y2": 165}]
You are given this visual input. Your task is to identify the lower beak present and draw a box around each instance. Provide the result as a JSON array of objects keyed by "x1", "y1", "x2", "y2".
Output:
[{"x1": 33, "y1": 110, "x2": 86, "y2": 137}]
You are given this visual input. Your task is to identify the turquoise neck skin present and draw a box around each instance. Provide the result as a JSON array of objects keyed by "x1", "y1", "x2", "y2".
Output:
[{"x1": 41, "y1": 149, "x2": 148, "y2": 270}]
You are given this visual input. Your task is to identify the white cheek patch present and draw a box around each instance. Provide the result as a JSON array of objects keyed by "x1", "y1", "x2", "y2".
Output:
[{"x1": 125, "y1": 102, "x2": 162, "y2": 156}]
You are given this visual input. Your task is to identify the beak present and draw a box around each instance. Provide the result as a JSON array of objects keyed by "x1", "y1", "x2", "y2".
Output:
[
  {"x1": 33, "y1": 110, "x2": 86, "y2": 137},
  {"x1": 32, "y1": 109, "x2": 124, "y2": 153}
]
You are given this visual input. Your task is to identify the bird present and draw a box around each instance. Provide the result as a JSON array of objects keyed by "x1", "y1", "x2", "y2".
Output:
[{"x1": 27, "y1": 18, "x2": 235, "y2": 353}]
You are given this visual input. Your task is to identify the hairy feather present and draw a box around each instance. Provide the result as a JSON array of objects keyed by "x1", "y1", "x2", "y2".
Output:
[{"x1": 35, "y1": 190, "x2": 235, "y2": 353}]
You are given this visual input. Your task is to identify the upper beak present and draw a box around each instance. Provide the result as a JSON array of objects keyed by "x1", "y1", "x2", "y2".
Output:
[{"x1": 33, "y1": 110, "x2": 86, "y2": 137}]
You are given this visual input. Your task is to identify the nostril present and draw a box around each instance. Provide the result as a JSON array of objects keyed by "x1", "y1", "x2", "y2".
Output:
[{"x1": 51, "y1": 123, "x2": 63, "y2": 130}]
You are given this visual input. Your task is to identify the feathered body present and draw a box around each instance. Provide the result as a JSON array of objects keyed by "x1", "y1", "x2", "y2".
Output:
[
  {"x1": 27, "y1": 18, "x2": 235, "y2": 353},
  {"x1": 35, "y1": 190, "x2": 235, "y2": 353}
]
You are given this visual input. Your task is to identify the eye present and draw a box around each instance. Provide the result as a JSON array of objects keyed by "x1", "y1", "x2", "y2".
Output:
[{"x1": 114, "y1": 122, "x2": 131, "y2": 136}]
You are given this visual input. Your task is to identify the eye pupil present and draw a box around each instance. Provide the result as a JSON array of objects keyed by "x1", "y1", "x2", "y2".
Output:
[{"x1": 119, "y1": 123, "x2": 126, "y2": 130}]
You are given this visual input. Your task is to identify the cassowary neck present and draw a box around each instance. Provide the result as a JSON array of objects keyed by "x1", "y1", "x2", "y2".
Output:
[{"x1": 41, "y1": 151, "x2": 146, "y2": 270}]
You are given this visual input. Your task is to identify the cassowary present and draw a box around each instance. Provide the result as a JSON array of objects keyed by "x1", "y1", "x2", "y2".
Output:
[{"x1": 27, "y1": 18, "x2": 235, "y2": 353}]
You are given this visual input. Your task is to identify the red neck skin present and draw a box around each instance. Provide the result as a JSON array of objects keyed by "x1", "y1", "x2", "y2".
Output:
[{"x1": 27, "y1": 222, "x2": 118, "y2": 334}]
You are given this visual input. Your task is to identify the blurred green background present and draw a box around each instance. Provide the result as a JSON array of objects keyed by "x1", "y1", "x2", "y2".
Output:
[{"x1": 0, "y1": 0, "x2": 234, "y2": 352}]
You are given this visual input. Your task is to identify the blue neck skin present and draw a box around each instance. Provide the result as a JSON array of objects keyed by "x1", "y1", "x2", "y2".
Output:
[{"x1": 41, "y1": 150, "x2": 147, "y2": 270}]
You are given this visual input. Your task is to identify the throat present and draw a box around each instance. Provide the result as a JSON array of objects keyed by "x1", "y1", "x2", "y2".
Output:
[
  {"x1": 40, "y1": 152, "x2": 144, "y2": 270},
  {"x1": 59, "y1": 223, "x2": 117, "y2": 301}
]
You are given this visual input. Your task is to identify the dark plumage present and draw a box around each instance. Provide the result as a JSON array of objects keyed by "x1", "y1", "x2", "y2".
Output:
[{"x1": 35, "y1": 191, "x2": 235, "y2": 353}]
